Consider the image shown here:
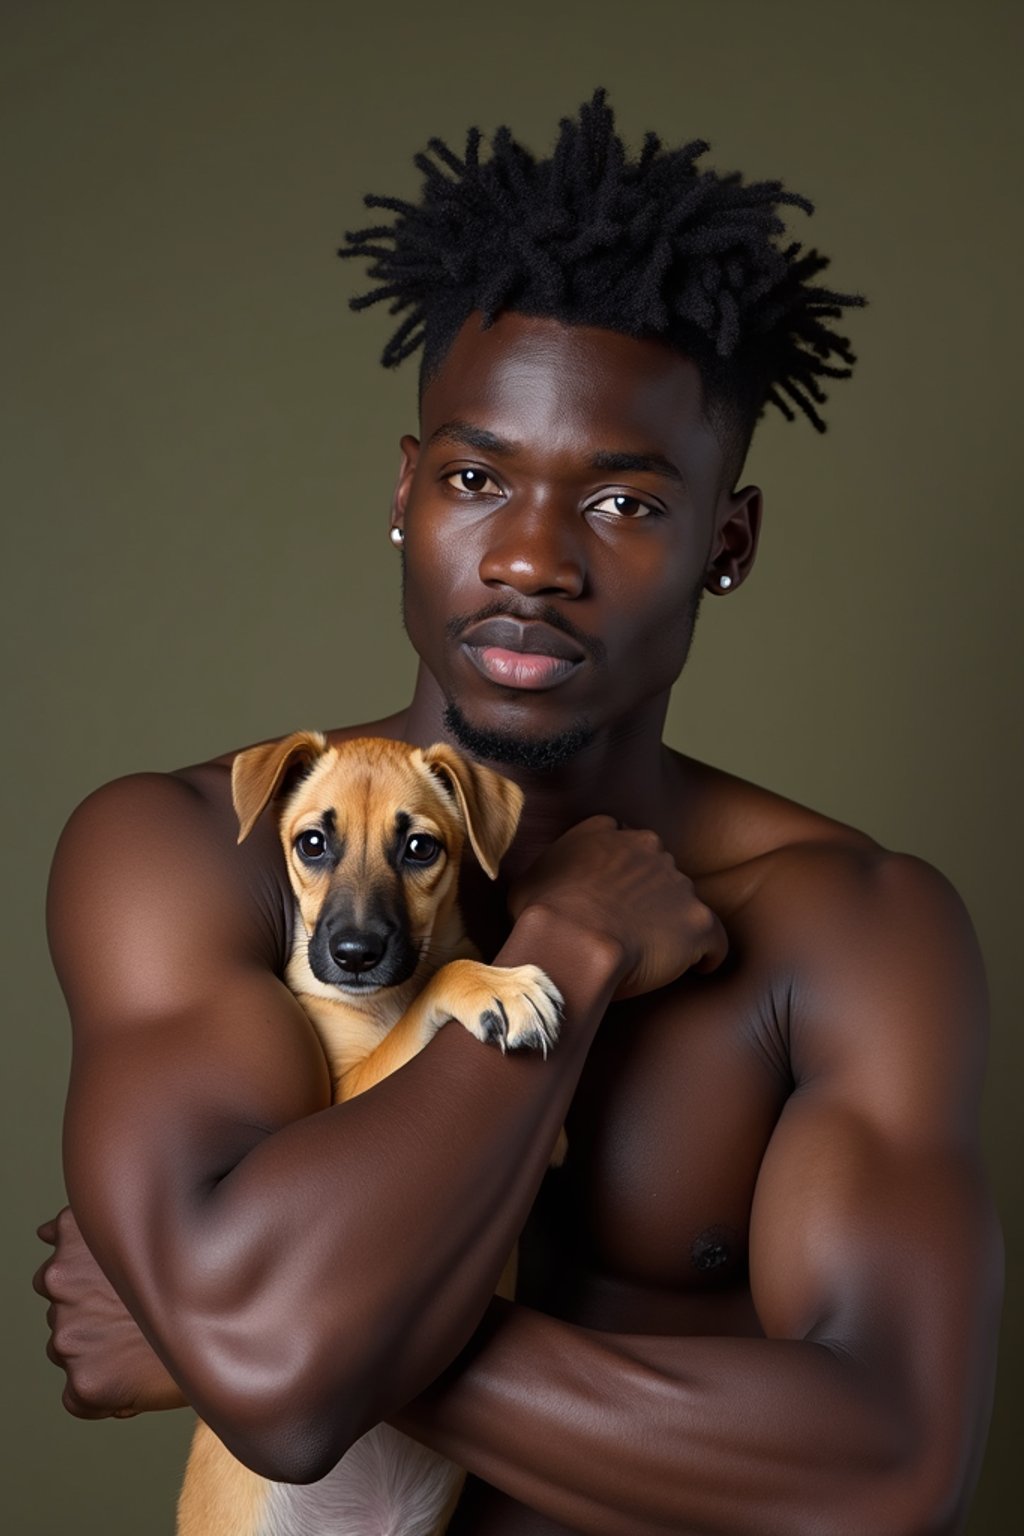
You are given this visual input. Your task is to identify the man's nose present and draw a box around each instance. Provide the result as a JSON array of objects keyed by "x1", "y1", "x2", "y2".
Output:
[{"x1": 477, "y1": 501, "x2": 586, "y2": 599}]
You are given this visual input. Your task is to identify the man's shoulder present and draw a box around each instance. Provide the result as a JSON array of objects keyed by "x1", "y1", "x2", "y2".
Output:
[
  {"x1": 677, "y1": 752, "x2": 979, "y2": 1004},
  {"x1": 50, "y1": 762, "x2": 287, "y2": 969},
  {"x1": 693, "y1": 764, "x2": 985, "y2": 1106},
  {"x1": 55, "y1": 760, "x2": 240, "y2": 874},
  {"x1": 674, "y1": 750, "x2": 879, "y2": 874}
]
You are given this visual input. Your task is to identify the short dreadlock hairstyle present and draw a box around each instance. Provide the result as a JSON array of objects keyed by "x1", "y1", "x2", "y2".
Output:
[{"x1": 339, "y1": 89, "x2": 864, "y2": 476}]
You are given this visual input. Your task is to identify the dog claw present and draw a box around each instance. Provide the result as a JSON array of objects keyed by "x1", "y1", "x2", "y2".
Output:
[
  {"x1": 525, "y1": 994, "x2": 552, "y2": 1058},
  {"x1": 479, "y1": 1008, "x2": 507, "y2": 1051}
]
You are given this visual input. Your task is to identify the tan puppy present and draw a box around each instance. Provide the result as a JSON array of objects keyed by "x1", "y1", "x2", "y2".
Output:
[{"x1": 177, "y1": 732, "x2": 564, "y2": 1536}]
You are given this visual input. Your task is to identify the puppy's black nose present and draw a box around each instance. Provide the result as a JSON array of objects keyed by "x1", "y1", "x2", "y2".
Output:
[{"x1": 329, "y1": 929, "x2": 388, "y2": 974}]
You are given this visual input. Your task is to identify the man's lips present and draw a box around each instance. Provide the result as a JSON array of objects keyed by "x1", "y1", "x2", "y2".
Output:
[
  {"x1": 460, "y1": 618, "x2": 586, "y2": 692},
  {"x1": 460, "y1": 618, "x2": 586, "y2": 662}
]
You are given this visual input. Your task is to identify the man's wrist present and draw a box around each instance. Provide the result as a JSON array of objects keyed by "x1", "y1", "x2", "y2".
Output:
[{"x1": 506, "y1": 902, "x2": 628, "y2": 991}]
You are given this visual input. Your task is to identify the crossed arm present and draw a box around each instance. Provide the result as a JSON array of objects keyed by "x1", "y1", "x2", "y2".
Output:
[
  {"x1": 39, "y1": 774, "x2": 1003, "y2": 1534},
  {"x1": 394, "y1": 851, "x2": 1004, "y2": 1536},
  {"x1": 396, "y1": 1114, "x2": 1000, "y2": 1535}
]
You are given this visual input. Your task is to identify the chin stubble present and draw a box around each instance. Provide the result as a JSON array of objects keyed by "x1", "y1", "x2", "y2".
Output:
[{"x1": 441, "y1": 698, "x2": 596, "y2": 773}]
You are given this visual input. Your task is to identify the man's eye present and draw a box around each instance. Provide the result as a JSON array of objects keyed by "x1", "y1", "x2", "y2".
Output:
[
  {"x1": 446, "y1": 468, "x2": 501, "y2": 495},
  {"x1": 296, "y1": 829, "x2": 327, "y2": 860},
  {"x1": 404, "y1": 834, "x2": 442, "y2": 865},
  {"x1": 590, "y1": 493, "x2": 655, "y2": 519}
]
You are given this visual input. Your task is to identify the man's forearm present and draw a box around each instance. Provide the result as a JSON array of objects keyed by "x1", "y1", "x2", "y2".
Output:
[
  {"x1": 395, "y1": 1301, "x2": 937, "y2": 1536},
  {"x1": 76, "y1": 911, "x2": 622, "y2": 1481}
]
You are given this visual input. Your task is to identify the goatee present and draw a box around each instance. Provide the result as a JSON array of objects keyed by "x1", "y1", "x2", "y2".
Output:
[{"x1": 442, "y1": 698, "x2": 596, "y2": 773}]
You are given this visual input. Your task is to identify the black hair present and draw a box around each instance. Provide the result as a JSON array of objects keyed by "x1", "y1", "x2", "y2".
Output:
[{"x1": 339, "y1": 89, "x2": 864, "y2": 473}]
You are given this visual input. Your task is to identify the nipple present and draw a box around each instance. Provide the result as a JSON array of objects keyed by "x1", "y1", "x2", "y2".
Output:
[{"x1": 690, "y1": 1225, "x2": 737, "y2": 1272}]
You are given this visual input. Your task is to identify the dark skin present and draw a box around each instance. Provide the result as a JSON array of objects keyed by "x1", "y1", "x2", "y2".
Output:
[{"x1": 35, "y1": 313, "x2": 1002, "y2": 1535}]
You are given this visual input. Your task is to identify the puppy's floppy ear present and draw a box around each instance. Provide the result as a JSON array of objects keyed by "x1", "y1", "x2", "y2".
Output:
[
  {"x1": 419, "y1": 743, "x2": 523, "y2": 879},
  {"x1": 231, "y1": 730, "x2": 329, "y2": 844}
]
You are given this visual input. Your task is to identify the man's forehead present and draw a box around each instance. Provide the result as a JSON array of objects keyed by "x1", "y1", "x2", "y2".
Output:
[{"x1": 419, "y1": 311, "x2": 721, "y2": 479}]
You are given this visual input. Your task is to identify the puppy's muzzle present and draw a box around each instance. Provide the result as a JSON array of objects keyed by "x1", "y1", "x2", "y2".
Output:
[{"x1": 308, "y1": 914, "x2": 419, "y2": 992}]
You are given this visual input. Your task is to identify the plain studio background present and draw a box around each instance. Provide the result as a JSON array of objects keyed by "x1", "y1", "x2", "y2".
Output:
[{"x1": 3, "y1": 2, "x2": 1021, "y2": 1530}]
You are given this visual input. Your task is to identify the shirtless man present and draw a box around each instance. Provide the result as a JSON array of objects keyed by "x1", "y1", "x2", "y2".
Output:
[{"x1": 35, "y1": 93, "x2": 1002, "y2": 1533}]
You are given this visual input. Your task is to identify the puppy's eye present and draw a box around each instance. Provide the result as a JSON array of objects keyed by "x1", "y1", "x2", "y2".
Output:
[
  {"x1": 296, "y1": 829, "x2": 327, "y2": 860},
  {"x1": 404, "y1": 834, "x2": 442, "y2": 865}
]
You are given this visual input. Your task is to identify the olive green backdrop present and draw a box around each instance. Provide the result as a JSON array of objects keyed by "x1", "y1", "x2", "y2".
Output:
[{"x1": 3, "y1": 1, "x2": 1020, "y2": 1530}]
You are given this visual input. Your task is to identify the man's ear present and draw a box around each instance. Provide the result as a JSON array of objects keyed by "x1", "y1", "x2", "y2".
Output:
[
  {"x1": 704, "y1": 484, "x2": 762, "y2": 594},
  {"x1": 231, "y1": 730, "x2": 329, "y2": 843},
  {"x1": 417, "y1": 744, "x2": 524, "y2": 879},
  {"x1": 390, "y1": 434, "x2": 420, "y2": 540}
]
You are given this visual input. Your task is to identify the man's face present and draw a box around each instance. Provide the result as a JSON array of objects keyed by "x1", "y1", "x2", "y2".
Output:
[{"x1": 393, "y1": 312, "x2": 754, "y2": 771}]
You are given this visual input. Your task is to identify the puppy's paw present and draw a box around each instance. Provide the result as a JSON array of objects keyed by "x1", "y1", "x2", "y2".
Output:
[
  {"x1": 478, "y1": 964, "x2": 563, "y2": 1056},
  {"x1": 429, "y1": 960, "x2": 563, "y2": 1057}
]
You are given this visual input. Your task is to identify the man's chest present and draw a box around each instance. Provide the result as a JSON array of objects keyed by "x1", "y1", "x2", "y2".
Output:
[{"x1": 519, "y1": 968, "x2": 792, "y2": 1328}]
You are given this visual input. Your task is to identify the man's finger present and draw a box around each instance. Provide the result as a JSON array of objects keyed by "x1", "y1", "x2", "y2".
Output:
[
  {"x1": 61, "y1": 1384, "x2": 111, "y2": 1421},
  {"x1": 571, "y1": 813, "x2": 620, "y2": 833},
  {"x1": 36, "y1": 1218, "x2": 56, "y2": 1244},
  {"x1": 693, "y1": 912, "x2": 729, "y2": 974}
]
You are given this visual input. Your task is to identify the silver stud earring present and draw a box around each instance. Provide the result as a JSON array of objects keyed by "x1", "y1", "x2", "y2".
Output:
[
  {"x1": 718, "y1": 573, "x2": 733, "y2": 590},
  {"x1": 390, "y1": 527, "x2": 404, "y2": 547}
]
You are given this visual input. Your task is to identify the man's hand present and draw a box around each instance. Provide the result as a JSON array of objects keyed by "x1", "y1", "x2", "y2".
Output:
[
  {"x1": 509, "y1": 814, "x2": 727, "y2": 997},
  {"x1": 33, "y1": 1206, "x2": 187, "y2": 1418}
]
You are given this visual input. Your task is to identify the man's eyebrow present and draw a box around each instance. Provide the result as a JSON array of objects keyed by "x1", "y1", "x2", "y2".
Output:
[
  {"x1": 428, "y1": 420, "x2": 520, "y2": 455},
  {"x1": 589, "y1": 450, "x2": 686, "y2": 486},
  {"x1": 427, "y1": 424, "x2": 685, "y2": 486}
]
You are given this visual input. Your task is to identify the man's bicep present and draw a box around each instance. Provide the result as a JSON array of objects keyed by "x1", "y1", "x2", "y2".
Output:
[
  {"x1": 750, "y1": 1091, "x2": 1000, "y2": 1362},
  {"x1": 749, "y1": 852, "x2": 1002, "y2": 1471},
  {"x1": 50, "y1": 774, "x2": 330, "y2": 1280},
  {"x1": 63, "y1": 976, "x2": 329, "y2": 1249}
]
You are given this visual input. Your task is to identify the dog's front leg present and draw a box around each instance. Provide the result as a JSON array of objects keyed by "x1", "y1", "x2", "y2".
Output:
[{"x1": 337, "y1": 959, "x2": 563, "y2": 1102}]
